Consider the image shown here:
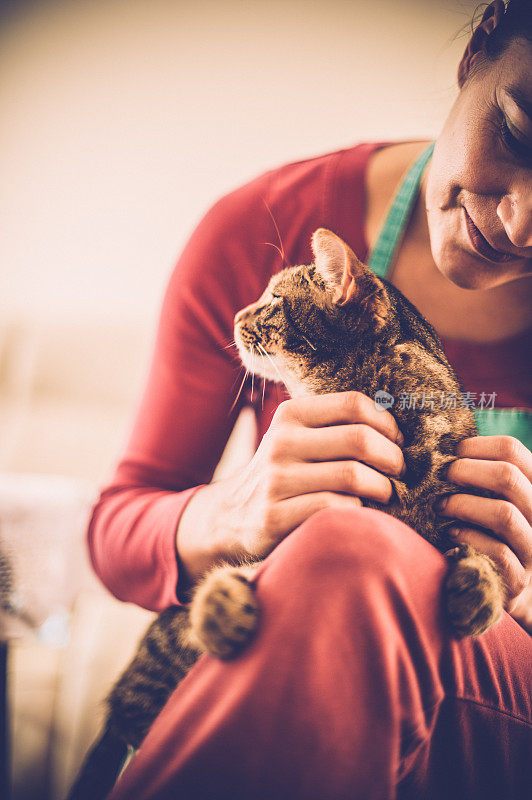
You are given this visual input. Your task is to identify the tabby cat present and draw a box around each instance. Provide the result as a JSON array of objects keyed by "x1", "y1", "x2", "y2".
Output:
[{"x1": 67, "y1": 228, "x2": 504, "y2": 800}]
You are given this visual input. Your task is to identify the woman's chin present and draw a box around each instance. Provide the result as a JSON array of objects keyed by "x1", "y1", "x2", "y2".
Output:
[
  {"x1": 439, "y1": 255, "x2": 528, "y2": 291},
  {"x1": 440, "y1": 261, "x2": 488, "y2": 290},
  {"x1": 433, "y1": 240, "x2": 505, "y2": 290},
  {"x1": 432, "y1": 237, "x2": 530, "y2": 290}
]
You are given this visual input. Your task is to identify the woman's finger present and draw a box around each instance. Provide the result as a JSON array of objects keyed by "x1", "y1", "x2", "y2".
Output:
[
  {"x1": 279, "y1": 391, "x2": 403, "y2": 445},
  {"x1": 439, "y1": 494, "x2": 532, "y2": 569},
  {"x1": 291, "y1": 424, "x2": 405, "y2": 478},
  {"x1": 508, "y1": 584, "x2": 532, "y2": 634},
  {"x1": 272, "y1": 460, "x2": 393, "y2": 504},
  {"x1": 446, "y1": 457, "x2": 532, "y2": 524},
  {"x1": 456, "y1": 436, "x2": 532, "y2": 483},
  {"x1": 262, "y1": 492, "x2": 363, "y2": 547},
  {"x1": 448, "y1": 525, "x2": 529, "y2": 605}
]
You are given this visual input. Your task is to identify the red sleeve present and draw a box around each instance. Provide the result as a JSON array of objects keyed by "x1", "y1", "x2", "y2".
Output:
[{"x1": 87, "y1": 170, "x2": 280, "y2": 611}]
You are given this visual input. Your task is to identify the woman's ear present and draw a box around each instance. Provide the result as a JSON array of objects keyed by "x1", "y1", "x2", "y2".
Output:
[{"x1": 457, "y1": 0, "x2": 506, "y2": 88}]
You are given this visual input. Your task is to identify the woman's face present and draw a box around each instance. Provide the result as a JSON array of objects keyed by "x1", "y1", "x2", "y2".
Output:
[{"x1": 425, "y1": 37, "x2": 532, "y2": 290}]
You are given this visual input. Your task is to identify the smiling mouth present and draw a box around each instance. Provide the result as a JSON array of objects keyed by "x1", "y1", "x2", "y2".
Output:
[{"x1": 464, "y1": 210, "x2": 514, "y2": 264}]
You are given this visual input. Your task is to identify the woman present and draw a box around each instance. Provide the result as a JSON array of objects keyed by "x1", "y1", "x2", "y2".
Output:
[{"x1": 90, "y1": 1, "x2": 531, "y2": 797}]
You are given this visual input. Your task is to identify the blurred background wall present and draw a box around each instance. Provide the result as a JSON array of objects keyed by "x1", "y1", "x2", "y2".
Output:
[
  {"x1": 0, "y1": 1, "x2": 481, "y2": 797},
  {"x1": 2, "y1": 0, "x2": 478, "y2": 323},
  {"x1": 0, "y1": 0, "x2": 481, "y2": 483}
]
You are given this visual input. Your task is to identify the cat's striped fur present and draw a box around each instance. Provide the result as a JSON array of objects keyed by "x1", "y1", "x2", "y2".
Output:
[{"x1": 67, "y1": 228, "x2": 504, "y2": 799}]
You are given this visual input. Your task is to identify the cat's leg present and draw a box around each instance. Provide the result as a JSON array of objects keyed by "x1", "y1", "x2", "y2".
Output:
[
  {"x1": 68, "y1": 606, "x2": 199, "y2": 800},
  {"x1": 444, "y1": 543, "x2": 505, "y2": 637},
  {"x1": 187, "y1": 564, "x2": 260, "y2": 659},
  {"x1": 107, "y1": 606, "x2": 200, "y2": 749}
]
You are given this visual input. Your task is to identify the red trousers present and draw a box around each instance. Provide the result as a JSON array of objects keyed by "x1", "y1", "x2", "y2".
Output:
[{"x1": 109, "y1": 508, "x2": 532, "y2": 800}]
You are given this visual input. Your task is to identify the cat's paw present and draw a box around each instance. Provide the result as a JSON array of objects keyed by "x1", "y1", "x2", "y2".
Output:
[
  {"x1": 444, "y1": 545, "x2": 504, "y2": 638},
  {"x1": 188, "y1": 566, "x2": 259, "y2": 659}
]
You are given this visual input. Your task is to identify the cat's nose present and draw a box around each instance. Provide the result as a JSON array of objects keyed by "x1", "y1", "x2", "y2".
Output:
[{"x1": 234, "y1": 303, "x2": 255, "y2": 324}]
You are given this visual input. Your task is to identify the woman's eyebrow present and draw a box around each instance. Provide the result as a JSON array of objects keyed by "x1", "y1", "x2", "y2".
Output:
[{"x1": 505, "y1": 86, "x2": 532, "y2": 121}]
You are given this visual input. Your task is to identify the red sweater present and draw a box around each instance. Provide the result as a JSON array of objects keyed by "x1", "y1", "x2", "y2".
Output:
[{"x1": 88, "y1": 142, "x2": 532, "y2": 612}]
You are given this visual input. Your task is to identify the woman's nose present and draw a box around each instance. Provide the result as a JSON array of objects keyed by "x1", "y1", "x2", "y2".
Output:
[{"x1": 496, "y1": 191, "x2": 532, "y2": 249}]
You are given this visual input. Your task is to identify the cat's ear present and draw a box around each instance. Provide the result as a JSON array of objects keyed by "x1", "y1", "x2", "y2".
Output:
[
  {"x1": 311, "y1": 228, "x2": 350, "y2": 293},
  {"x1": 311, "y1": 228, "x2": 390, "y2": 329}
]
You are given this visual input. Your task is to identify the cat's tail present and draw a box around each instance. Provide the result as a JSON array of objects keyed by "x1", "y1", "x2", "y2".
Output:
[{"x1": 65, "y1": 724, "x2": 129, "y2": 800}]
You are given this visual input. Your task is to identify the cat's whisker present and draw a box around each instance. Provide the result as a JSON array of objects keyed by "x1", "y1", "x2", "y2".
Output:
[
  {"x1": 257, "y1": 343, "x2": 285, "y2": 385},
  {"x1": 222, "y1": 339, "x2": 237, "y2": 351},
  {"x1": 262, "y1": 199, "x2": 288, "y2": 266},
  {"x1": 230, "y1": 367, "x2": 249, "y2": 414},
  {"x1": 250, "y1": 346, "x2": 255, "y2": 402},
  {"x1": 261, "y1": 376, "x2": 266, "y2": 410},
  {"x1": 262, "y1": 241, "x2": 285, "y2": 262},
  {"x1": 230, "y1": 363, "x2": 247, "y2": 391},
  {"x1": 301, "y1": 334, "x2": 317, "y2": 351}
]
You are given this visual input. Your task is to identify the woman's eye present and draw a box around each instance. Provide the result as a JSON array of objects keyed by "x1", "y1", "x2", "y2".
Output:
[{"x1": 499, "y1": 116, "x2": 532, "y2": 166}]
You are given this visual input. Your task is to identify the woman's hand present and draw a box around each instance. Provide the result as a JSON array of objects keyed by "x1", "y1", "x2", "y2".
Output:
[
  {"x1": 437, "y1": 436, "x2": 532, "y2": 633},
  {"x1": 177, "y1": 391, "x2": 405, "y2": 588}
]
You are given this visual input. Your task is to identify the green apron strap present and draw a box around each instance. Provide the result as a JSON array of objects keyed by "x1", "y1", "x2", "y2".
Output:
[
  {"x1": 368, "y1": 142, "x2": 435, "y2": 279},
  {"x1": 474, "y1": 408, "x2": 532, "y2": 451}
]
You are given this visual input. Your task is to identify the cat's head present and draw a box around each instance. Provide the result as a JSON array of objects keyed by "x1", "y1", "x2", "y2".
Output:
[{"x1": 234, "y1": 228, "x2": 403, "y2": 397}]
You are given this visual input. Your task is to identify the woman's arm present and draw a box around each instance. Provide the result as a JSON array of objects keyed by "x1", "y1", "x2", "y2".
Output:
[{"x1": 87, "y1": 178, "x2": 274, "y2": 611}]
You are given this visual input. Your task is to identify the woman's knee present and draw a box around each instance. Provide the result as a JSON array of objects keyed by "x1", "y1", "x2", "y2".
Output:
[
  {"x1": 296, "y1": 506, "x2": 430, "y2": 565},
  {"x1": 254, "y1": 505, "x2": 448, "y2": 648},
  {"x1": 260, "y1": 505, "x2": 444, "y2": 593}
]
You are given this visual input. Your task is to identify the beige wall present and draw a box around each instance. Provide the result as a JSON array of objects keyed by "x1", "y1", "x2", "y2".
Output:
[
  {"x1": 0, "y1": 0, "x2": 481, "y2": 485},
  {"x1": 1, "y1": 0, "x2": 478, "y2": 330}
]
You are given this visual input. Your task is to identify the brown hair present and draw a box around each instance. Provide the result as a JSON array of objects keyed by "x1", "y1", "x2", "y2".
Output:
[{"x1": 482, "y1": 0, "x2": 532, "y2": 57}]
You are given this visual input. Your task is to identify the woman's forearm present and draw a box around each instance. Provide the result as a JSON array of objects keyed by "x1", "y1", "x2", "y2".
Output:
[
  {"x1": 175, "y1": 476, "x2": 247, "y2": 596},
  {"x1": 88, "y1": 485, "x2": 201, "y2": 611}
]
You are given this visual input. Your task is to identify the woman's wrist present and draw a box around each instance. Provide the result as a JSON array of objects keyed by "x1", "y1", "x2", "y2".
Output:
[{"x1": 175, "y1": 476, "x2": 246, "y2": 596}]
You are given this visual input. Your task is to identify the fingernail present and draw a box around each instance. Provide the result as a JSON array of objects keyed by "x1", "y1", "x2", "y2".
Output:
[
  {"x1": 435, "y1": 498, "x2": 447, "y2": 511},
  {"x1": 396, "y1": 431, "x2": 405, "y2": 446},
  {"x1": 447, "y1": 526, "x2": 458, "y2": 538}
]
